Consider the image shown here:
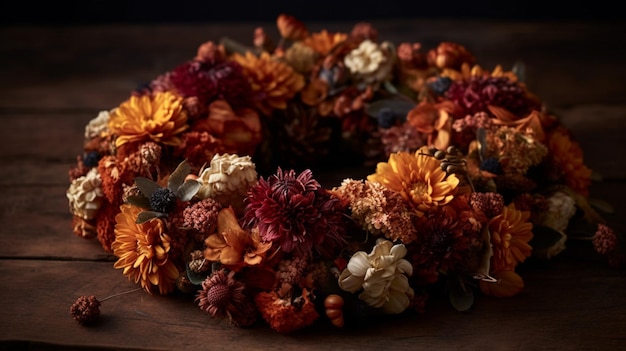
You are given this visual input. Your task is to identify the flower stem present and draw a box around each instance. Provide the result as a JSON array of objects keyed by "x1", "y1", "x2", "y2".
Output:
[{"x1": 100, "y1": 287, "x2": 143, "y2": 302}]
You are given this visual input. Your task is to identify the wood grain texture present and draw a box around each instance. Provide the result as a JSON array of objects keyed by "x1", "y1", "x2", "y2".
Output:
[
  {"x1": 0, "y1": 257, "x2": 624, "y2": 351},
  {"x1": 0, "y1": 18, "x2": 625, "y2": 350}
]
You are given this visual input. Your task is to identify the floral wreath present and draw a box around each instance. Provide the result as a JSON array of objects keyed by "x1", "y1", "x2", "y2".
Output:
[{"x1": 67, "y1": 14, "x2": 624, "y2": 332}]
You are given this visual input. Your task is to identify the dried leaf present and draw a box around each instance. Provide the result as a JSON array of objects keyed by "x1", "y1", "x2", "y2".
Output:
[
  {"x1": 530, "y1": 225, "x2": 565, "y2": 250},
  {"x1": 134, "y1": 177, "x2": 160, "y2": 198},
  {"x1": 512, "y1": 60, "x2": 526, "y2": 82},
  {"x1": 472, "y1": 225, "x2": 496, "y2": 283},
  {"x1": 220, "y1": 36, "x2": 257, "y2": 56},
  {"x1": 447, "y1": 272, "x2": 474, "y2": 312},
  {"x1": 588, "y1": 198, "x2": 615, "y2": 214},
  {"x1": 186, "y1": 265, "x2": 208, "y2": 285},
  {"x1": 364, "y1": 98, "x2": 415, "y2": 119},
  {"x1": 125, "y1": 194, "x2": 151, "y2": 210},
  {"x1": 562, "y1": 186, "x2": 606, "y2": 224},
  {"x1": 177, "y1": 179, "x2": 201, "y2": 202},
  {"x1": 136, "y1": 211, "x2": 167, "y2": 224},
  {"x1": 476, "y1": 127, "x2": 487, "y2": 163},
  {"x1": 168, "y1": 160, "x2": 191, "y2": 192}
]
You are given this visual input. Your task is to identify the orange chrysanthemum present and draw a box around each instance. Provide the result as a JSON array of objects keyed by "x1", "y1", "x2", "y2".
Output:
[
  {"x1": 111, "y1": 204, "x2": 179, "y2": 295},
  {"x1": 254, "y1": 289, "x2": 319, "y2": 334},
  {"x1": 546, "y1": 127, "x2": 592, "y2": 196},
  {"x1": 108, "y1": 91, "x2": 189, "y2": 148},
  {"x1": 192, "y1": 99, "x2": 262, "y2": 156},
  {"x1": 302, "y1": 29, "x2": 348, "y2": 56},
  {"x1": 488, "y1": 203, "x2": 533, "y2": 272},
  {"x1": 231, "y1": 51, "x2": 305, "y2": 116},
  {"x1": 440, "y1": 63, "x2": 519, "y2": 82},
  {"x1": 406, "y1": 100, "x2": 457, "y2": 150},
  {"x1": 367, "y1": 146, "x2": 460, "y2": 215},
  {"x1": 203, "y1": 207, "x2": 273, "y2": 272}
]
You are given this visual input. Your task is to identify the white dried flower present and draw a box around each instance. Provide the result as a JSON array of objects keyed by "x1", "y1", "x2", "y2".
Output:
[
  {"x1": 196, "y1": 154, "x2": 258, "y2": 210},
  {"x1": 84, "y1": 110, "x2": 112, "y2": 139},
  {"x1": 344, "y1": 39, "x2": 385, "y2": 75},
  {"x1": 338, "y1": 238, "x2": 414, "y2": 314},
  {"x1": 537, "y1": 191, "x2": 577, "y2": 232},
  {"x1": 66, "y1": 168, "x2": 105, "y2": 220}
]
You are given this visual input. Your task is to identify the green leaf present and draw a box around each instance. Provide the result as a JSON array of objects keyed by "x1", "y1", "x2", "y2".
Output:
[
  {"x1": 125, "y1": 194, "x2": 151, "y2": 209},
  {"x1": 135, "y1": 211, "x2": 167, "y2": 224},
  {"x1": 134, "y1": 177, "x2": 161, "y2": 198},
  {"x1": 447, "y1": 272, "x2": 474, "y2": 312},
  {"x1": 168, "y1": 160, "x2": 191, "y2": 192},
  {"x1": 177, "y1": 179, "x2": 201, "y2": 202}
]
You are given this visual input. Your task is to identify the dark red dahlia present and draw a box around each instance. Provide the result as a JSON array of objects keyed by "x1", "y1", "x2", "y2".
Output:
[
  {"x1": 169, "y1": 60, "x2": 252, "y2": 107},
  {"x1": 407, "y1": 207, "x2": 470, "y2": 285},
  {"x1": 243, "y1": 168, "x2": 346, "y2": 258},
  {"x1": 445, "y1": 76, "x2": 541, "y2": 119}
]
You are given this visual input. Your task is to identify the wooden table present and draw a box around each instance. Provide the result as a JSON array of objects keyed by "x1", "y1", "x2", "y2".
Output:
[{"x1": 1, "y1": 18, "x2": 625, "y2": 350}]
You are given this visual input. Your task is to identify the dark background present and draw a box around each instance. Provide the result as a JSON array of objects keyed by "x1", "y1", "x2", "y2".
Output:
[{"x1": 2, "y1": 0, "x2": 621, "y2": 25}]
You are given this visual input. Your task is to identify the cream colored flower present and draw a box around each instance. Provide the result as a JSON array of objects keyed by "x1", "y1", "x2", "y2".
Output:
[
  {"x1": 537, "y1": 191, "x2": 576, "y2": 233},
  {"x1": 197, "y1": 154, "x2": 258, "y2": 210},
  {"x1": 344, "y1": 39, "x2": 385, "y2": 75},
  {"x1": 85, "y1": 110, "x2": 111, "y2": 139},
  {"x1": 533, "y1": 191, "x2": 575, "y2": 259},
  {"x1": 338, "y1": 239, "x2": 414, "y2": 314},
  {"x1": 66, "y1": 168, "x2": 105, "y2": 220}
]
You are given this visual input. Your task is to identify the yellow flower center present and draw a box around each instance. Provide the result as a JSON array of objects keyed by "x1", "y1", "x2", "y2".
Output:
[{"x1": 408, "y1": 180, "x2": 429, "y2": 205}]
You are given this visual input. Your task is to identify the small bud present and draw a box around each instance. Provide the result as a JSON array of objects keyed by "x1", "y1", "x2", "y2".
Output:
[
  {"x1": 70, "y1": 295, "x2": 101, "y2": 325},
  {"x1": 434, "y1": 150, "x2": 447, "y2": 160}
]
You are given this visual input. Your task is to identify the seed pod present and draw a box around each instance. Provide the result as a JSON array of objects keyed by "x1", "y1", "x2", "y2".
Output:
[
  {"x1": 446, "y1": 164, "x2": 466, "y2": 174},
  {"x1": 434, "y1": 150, "x2": 447, "y2": 160}
]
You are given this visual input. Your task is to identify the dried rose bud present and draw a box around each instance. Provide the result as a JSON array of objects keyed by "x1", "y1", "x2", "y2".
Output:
[
  {"x1": 70, "y1": 295, "x2": 101, "y2": 325},
  {"x1": 195, "y1": 41, "x2": 226, "y2": 63},
  {"x1": 351, "y1": 22, "x2": 378, "y2": 41},
  {"x1": 276, "y1": 14, "x2": 308, "y2": 41},
  {"x1": 427, "y1": 42, "x2": 476, "y2": 70}
]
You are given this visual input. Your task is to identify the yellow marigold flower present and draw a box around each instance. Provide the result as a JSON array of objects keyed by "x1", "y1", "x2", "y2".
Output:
[
  {"x1": 108, "y1": 91, "x2": 188, "y2": 148},
  {"x1": 488, "y1": 203, "x2": 533, "y2": 272},
  {"x1": 367, "y1": 146, "x2": 460, "y2": 215},
  {"x1": 547, "y1": 127, "x2": 592, "y2": 196},
  {"x1": 302, "y1": 29, "x2": 348, "y2": 56},
  {"x1": 231, "y1": 51, "x2": 305, "y2": 116},
  {"x1": 112, "y1": 204, "x2": 179, "y2": 295}
]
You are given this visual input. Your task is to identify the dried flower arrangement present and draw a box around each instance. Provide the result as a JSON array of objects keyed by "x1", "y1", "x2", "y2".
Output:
[{"x1": 67, "y1": 14, "x2": 624, "y2": 331}]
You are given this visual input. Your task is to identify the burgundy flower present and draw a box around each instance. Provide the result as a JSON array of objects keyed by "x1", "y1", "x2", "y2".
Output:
[
  {"x1": 445, "y1": 76, "x2": 540, "y2": 119},
  {"x1": 593, "y1": 224, "x2": 625, "y2": 268},
  {"x1": 407, "y1": 207, "x2": 471, "y2": 284},
  {"x1": 195, "y1": 269, "x2": 256, "y2": 327},
  {"x1": 243, "y1": 168, "x2": 346, "y2": 258},
  {"x1": 169, "y1": 60, "x2": 252, "y2": 107}
]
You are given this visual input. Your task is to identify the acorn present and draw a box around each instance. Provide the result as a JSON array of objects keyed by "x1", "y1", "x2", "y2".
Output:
[{"x1": 324, "y1": 294, "x2": 345, "y2": 328}]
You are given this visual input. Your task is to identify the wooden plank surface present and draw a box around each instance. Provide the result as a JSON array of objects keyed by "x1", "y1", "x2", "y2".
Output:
[
  {"x1": 1, "y1": 257, "x2": 624, "y2": 351},
  {"x1": 0, "y1": 18, "x2": 625, "y2": 350}
]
